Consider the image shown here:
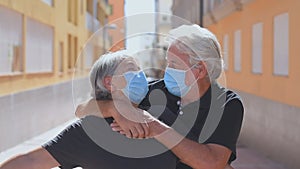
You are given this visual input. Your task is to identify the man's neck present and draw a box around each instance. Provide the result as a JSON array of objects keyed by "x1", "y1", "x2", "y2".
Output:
[{"x1": 181, "y1": 80, "x2": 211, "y2": 106}]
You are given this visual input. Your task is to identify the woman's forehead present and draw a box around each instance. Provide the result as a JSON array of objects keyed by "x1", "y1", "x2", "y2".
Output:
[
  {"x1": 115, "y1": 57, "x2": 139, "y2": 74},
  {"x1": 122, "y1": 57, "x2": 139, "y2": 67}
]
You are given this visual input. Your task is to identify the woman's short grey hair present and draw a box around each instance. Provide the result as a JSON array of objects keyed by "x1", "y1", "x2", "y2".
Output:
[
  {"x1": 166, "y1": 24, "x2": 224, "y2": 81},
  {"x1": 89, "y1": 50, "x2": 130, "y2": 100}
]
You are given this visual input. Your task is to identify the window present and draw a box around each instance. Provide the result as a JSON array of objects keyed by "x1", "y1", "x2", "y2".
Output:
[
  {"x1": 68, "y1": 34, "x2": 78, "y2": 70},
  {"x1": 0, "y1": 6, "x2": 23, "y2": 75},
  {"x1": 80, "y1": 0, "x2": 84, "y2": 15},
  {"x1": 252, "y1": 22, "x2": 263, "y2": 74},
  {"x1": 86, "y1": 0, "x2": 94, "y2": 14},
  {"x1": 86, "y1": 0, "x2": 100, "y2": 32},
  {"x1": 58, "y1": 42, "x2": 64, "y2": 73},
  {"x1": 274, "y1": 13, "x2": 289, "y2": 76},
  {"x1": 74, "y1": 37, "x2": 78, "y2": 68},
  {"x1": 26, "y1": 18, "x2": 53, "y2": 73},
  {"x1": 68, "y1": 0, "x2": 78, "y2": 25},
  {"x1": 41, "y1": 0, "x2": 53, "y2": 6},
  {"x1": 234, "y1": 30, "x2": 242, "y2": 72},
  {"x1": 84, "y1": 43, "x2": 94, "y2": 68},
  {"x1": 223, "y1": 34, "x2": 229, "y2": 70},
  {"x1": 68, "y1": 35, "x2": 73, "y2": 70},
  {"x1": 78, "y1": 47, "x2": 84, "y2": 70}
]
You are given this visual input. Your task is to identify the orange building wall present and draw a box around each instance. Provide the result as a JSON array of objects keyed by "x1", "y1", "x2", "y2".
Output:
[{"x1": 208, "y1": 0, "x2": 300, "y2": 108}]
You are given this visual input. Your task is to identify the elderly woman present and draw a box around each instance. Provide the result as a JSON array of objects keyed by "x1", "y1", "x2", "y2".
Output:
[{"x1": 0, "y1": 50, "x2": 178, "y2": 169}]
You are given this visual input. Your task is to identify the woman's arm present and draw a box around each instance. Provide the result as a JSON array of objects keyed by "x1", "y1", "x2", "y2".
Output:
[
  {"x1": 75, "y1": 98, "x2": 150, "y2": 138},
  {"x1": 75, "y1": 98, "x2": 113, "y2": 118},
  {"x1": 0, "y1": 147, "x2": 59, "y2": 169}
]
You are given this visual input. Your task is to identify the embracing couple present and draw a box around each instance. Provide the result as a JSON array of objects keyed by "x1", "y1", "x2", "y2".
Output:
[{"x1": 0, "y1": 24, "x2": 244, "y2": 169}]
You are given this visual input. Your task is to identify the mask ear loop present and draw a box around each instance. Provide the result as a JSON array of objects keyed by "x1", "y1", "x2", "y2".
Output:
[
  {"x1": 197, "y1": 61, "x2": 211, "y2": 81},
  {"x1": 186, "y1": 63, "x2": 202, "y2": 89}
]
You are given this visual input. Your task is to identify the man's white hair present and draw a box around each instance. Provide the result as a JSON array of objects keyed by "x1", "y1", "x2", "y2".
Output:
[
  {"x1": 89, "y1": 50, "x2": 131, "y2": 100},
  {"x1": 166, "y1": 24, "x2": 224, "y2": 81}
]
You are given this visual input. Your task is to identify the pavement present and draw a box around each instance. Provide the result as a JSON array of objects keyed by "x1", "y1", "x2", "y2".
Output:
[
  {"x1": 0, "y1": 119, "x2": 289, "y2": 169},
  {"x1": 232, "y1": 144, "x2": 288, "y2": 169},
  {"x1": 0, "y1": 119, "x2": 78, "y2": 169}
]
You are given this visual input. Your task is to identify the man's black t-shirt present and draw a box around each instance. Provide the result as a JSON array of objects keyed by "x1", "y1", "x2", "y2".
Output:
[
  {"x1": 43, "y1": 80, "x2": 244, "y2": 169},
  {"x1": 139, "y1": 80, "x2": 244, "y2": 169}
]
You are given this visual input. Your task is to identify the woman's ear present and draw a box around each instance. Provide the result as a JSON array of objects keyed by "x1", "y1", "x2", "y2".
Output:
[
  {"x1": 103, "y1": 76, "x2": 112, "y2": 92},
  {"x1": 111, "y1": 75, "x2": 127, "y2": 91}
]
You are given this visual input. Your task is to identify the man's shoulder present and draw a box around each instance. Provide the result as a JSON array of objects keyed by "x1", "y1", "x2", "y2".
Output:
[
  {"x1": 224, "y1": 89, "x2": 244, "y2": 111},
  {"x1": 220, "y1": 88, "x2": 244, "y2": 117},
  {"x1": 213, "y1": 83, "x2": 243, "y2": 104},
  {"x1": 225, "y1": 89, "x2": 242, "y2": 102},
  {"x1": 210, "y1": 84, "x2": 244, "y2": 113}
]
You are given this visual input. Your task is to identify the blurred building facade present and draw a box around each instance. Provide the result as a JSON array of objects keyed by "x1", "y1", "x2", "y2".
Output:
[
  {"x1": 172, "y1": 0, "x2": 300, "y2": 169},
  {"x1": 141, "y1": 0, "x2": 173, "y2": 79},
  {"x1": 0, "y1": 0, "x2": 113, "y2": 95},
  {"x1": 0, "y1": 0, "x2": 118, "y2": 152},
  {"x1": 107, "y1": 0, "x2": 125, "y2": 51},
  {"x1": 154, "y1": 0, "x2": 173, "y2": 78}
]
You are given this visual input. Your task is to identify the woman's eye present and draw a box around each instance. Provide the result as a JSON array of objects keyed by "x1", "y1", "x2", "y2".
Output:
[{"x1": 127, "y1": 68, "x2": 135, "y2": 71}]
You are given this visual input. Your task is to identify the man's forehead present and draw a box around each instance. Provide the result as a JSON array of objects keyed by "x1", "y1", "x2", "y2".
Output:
[{"x1": 167, "y1": 45, "x2": 189, "y2": 60}]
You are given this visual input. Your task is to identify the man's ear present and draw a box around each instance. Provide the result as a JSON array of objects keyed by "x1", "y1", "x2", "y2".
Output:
[
  {"x1": 197, "y1": 62, "x2": 208, "y2": 79},
  {"x1": 186, "y1": 62, "x2": 208, "y2": 85},
  {"x1": 103, "y1": 76, "x2": 112, "y2": 92}
]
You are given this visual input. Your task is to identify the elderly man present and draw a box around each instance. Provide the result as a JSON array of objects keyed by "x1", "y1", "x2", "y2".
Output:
[
  {"x1": 79, "y1": 24, "x2": 244, "y2": 169},
  {"x1": 145, "y1": 25, "x2": 244, "y2": 169}
]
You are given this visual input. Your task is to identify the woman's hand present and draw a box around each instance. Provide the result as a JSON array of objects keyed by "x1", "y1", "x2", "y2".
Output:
[
  {"x1": 110, "y1": 100, "x2": 154, "y2": 139},
  {"x1": 75, "y1": 98, "x2": 151, "y2": 138},
  {"x1": 112, "y1": 113, "x2": 150, "y2": 139}
]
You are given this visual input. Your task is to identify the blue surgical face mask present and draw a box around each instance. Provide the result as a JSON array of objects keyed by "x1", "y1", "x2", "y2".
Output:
[
  {"x1": 164, "y1": 65, "x2": 198, "y2": 97},
  {"x1": 121, "y1": 70, "x2": 149, "y2": 104}
]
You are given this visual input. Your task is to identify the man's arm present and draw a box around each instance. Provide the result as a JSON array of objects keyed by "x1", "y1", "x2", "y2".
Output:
[
  {"x1": 0, "y1": 147, "x2": 60, "y2": 169},
  {"x1": 109, "y1": 106, "x2": 233, "y2": 169},
  {"x1": 111, "y1": 118, "x2": 232, "y2": 169},
  {"x1": 147, "y1": 99, "x2": 244, "y2": 169},
  {"x1": 151, "y1": 121, "x2": 231, "y2": 169}
]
